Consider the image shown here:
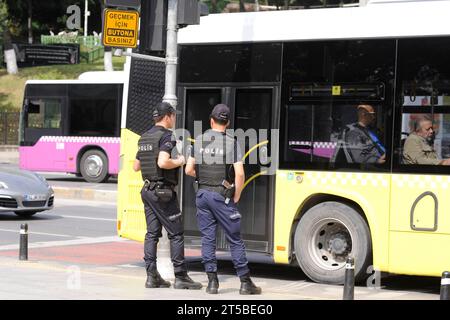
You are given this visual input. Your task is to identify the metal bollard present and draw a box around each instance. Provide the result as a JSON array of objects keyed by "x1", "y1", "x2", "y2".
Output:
[
  {"x1": 440, "y1": 271, "x2": 450, "y2": 300},
  {"x1": 343, "y1": 257, "x2": 355, "y2": 300},
  {"x1": 19, "y1": 224, "x2": 28, "y2": 261}
]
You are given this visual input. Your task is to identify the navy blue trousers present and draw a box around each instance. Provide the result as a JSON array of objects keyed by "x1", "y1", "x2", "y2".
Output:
[{"x1": 195, "y1": 189, "x2": 250, "y2": 277}]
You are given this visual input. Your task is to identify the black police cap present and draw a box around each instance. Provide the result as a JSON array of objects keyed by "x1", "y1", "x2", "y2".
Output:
[
  {"x1": 210, "y1": 104, "x2": 230, "y2": 122},
  {"x1": 152, "y1": 102, "x2": 182, "y2": 118}
]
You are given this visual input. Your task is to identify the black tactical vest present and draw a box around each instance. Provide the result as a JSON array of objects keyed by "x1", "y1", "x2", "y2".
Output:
[
  {"x1": 195, "y1": 131, "x2": 235, "y2": 186},
  {"x1": 138, "y1": 127, "x2": 178, "y2": 186}
]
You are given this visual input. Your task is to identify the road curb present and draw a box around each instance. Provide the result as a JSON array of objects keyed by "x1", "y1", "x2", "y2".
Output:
[{"x1": 52, "y1": 186, "x2": 117, "y2": 203}]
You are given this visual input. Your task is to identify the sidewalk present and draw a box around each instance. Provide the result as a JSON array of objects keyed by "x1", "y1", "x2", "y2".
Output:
[
  {"x1": 0, "y1": 246, "x2": 298, "y2": 300},
  {"x1": 51, "y1": 183, "x2": 117, "y2": 202}
]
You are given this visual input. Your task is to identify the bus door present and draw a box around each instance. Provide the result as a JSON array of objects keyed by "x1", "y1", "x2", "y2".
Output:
[
  {"x1": 181, "y1": 87, "x2": 276, "y2": 254},
  {"x1": 21, "y1": 84, "x2": 66, "y2": 170},
  {"x1": 181, "y1": 88, "x2": 223, "y2": 249}
]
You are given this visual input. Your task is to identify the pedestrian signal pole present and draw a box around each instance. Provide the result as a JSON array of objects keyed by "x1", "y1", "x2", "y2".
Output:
[
  {"x1": 163, "y1": 0, "x2": 179, "y2": 108},
  {"x1": 157, "y1": 0, "x2": 179, "y2": 278}
]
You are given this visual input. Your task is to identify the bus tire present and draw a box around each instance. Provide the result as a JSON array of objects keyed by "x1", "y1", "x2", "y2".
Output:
[
  {"x1": 294, "y1": 201, "x2": 372, "y2": 285},
  {"x1": 80, "y1": 149, "x2": 110, "y2": 183}
]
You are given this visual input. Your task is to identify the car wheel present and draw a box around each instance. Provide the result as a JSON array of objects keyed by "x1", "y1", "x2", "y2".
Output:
[
  {"x1": 80, "y1": 150, "x2": 110, "y2": 183},
  {"x1": 294, "y1": 201, "x2": 372, "y2": 285},
  {"x1": 14, "y1": 211, "x2": 38, "y2": 217}
]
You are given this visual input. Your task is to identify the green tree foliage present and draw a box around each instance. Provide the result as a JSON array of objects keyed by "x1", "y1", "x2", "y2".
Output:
[
  {"x1": 202, "y1": 0, "x2": 231, "y2": 13},
  {"x1": 0, "y1": 0, "x2": 9, "y2": 40},
  {"x1": 5, "y1": 0, "x2": 100, "y2": 42}
]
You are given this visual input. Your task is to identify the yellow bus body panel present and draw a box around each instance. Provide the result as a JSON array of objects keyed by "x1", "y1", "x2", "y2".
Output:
[
  {"x1": 273, "y1": 170, "x2": 391, "y2": 273},
  {"x1": 117, "y1": 128, "x2": 145, "y2": 242},
  {"x1": 389, "y1": 174, "x2": 450, "y2": 277}
]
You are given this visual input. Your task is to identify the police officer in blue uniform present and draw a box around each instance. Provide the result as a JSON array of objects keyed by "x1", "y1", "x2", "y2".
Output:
[
  {"x1": 185, "y1": 104, "x2": 261, "y2": 295},
  {"x1": 134, "y1": 102, "x2": 202, "y2": 290}
]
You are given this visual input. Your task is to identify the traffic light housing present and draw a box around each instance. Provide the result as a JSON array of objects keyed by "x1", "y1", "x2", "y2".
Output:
[
  {"x1": 177, "y1": 0, "x2": 200, "y2": 27},
  {"x1": 138, "y1": 0, "x2": 207, "y2": 54},
  {"x1": 139, "y1": 0, "x2": 167, "y2": 53},
  {"x1": 105, "y1": 0, "x2": 141, "y2": 8}
]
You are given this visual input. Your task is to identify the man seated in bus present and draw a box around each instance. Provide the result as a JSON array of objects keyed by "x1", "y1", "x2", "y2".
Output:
[
  {"x1": 334, "y1": 104, "x2": 386, "y2": 164},
  {"x1": 403, "y1": 115, "x2": 450, "y2": 165}
]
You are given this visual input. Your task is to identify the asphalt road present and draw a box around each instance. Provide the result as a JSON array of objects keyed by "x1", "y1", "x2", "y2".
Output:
[
  {"x1": 0, "y1": 198, "x2": 117, "y2": 246},
  {"x1": 0, "y1": 198, "x2": 443, "y2": 300}
]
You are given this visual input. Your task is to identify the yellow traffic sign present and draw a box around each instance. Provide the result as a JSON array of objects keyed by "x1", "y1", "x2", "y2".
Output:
[{"x1": 102, "y1": 9, "x2": 139, "y2": 48}]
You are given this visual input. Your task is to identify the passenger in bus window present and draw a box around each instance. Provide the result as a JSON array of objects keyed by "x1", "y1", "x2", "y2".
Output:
[
  {"x1": 334, "y1": 104, "x2": 386, "y2": 164},
  {"x1": 403, "y1": 115, "x2": 450, "y2": 165}
]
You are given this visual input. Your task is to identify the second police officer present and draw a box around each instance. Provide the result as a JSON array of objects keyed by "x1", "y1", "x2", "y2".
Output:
[
  {"x1": 185, "y1": 104, "x2": 262, "y2": 295},
  {"x1": 133, "y1": 102, "x2": 202, "y2": 290}
]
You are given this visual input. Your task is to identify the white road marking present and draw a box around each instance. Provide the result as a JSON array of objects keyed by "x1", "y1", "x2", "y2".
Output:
[
  {"x1": 58, "y1": 215, "x2": 116, "y2": 222},
  {"x1": 52, "y1": 198, "x2": 117, "y2": 207},
  {"x1": 0, "y1": 228, "x2": 73, "y2": 238},
  {"x1": 0, "y1": 236, "x2": 129, "y2": 251}
]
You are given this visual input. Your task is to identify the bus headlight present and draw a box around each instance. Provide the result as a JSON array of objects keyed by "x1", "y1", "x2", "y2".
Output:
[{"x1": 0, "y1": 181, "x2": 8, "y2": 189}]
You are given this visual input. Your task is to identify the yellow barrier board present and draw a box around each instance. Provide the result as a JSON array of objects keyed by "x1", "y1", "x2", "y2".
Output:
[{"x1": 102, "y1": 9, "x2": 139, "y2": 48}]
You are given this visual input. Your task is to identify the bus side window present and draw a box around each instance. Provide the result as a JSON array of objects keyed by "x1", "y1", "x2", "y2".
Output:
[
  {"x1": 397, "y1": 38, "x2": 450, "y2": 168},
  {"x1": 27, "y1": 99, "x2": 61, "y2": 129},
  {"x1": 284, "y1": 102, "x2": 388, "y2": 169}
]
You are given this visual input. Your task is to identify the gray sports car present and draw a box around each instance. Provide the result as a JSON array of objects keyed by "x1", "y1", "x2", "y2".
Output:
[{"x1": 0, "y1": 167, "x2": 54, "y2": 217}]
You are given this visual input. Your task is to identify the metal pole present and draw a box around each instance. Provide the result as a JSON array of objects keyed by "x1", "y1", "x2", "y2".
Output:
[
  {"x1": 84, "y1": 0, "x2": 89, "y2": 38},
  {"x1": 157, "y1": 0, "x2": 179, "y2": 279},
  {"x1": 163, "y1": 0, "x2": 179, "y2": 108},
  {"x1": 19, "y1": 224, "x2": 28, "y2": 261},
  {"x1": 343, "y1": 257, "x2": 355, "y2": 300},
  {"x1": 441, "y1": 271, "x2": 450, "y2": 300}
]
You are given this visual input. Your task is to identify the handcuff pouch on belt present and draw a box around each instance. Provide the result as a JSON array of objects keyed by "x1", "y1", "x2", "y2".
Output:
[
  {"x1": 193, "y1": 180, "x2": 199, "y2": 193},
  {"x1": 222, "y1": 180, "x2": 235, "y2": 204},
  {"x1": 144, "y1": 179, "x2": 173, "y2": 203}
]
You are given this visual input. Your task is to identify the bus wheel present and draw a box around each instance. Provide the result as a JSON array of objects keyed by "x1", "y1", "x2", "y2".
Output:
[
  {"x1": 80, "y1": 150, "x2": 110, "y2": 183},
  {"x1": 294, "y1": 201, "x2": 372, "y2": 285}
]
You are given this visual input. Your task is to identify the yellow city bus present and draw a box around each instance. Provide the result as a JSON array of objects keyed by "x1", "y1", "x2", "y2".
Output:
[{"x1": 117, "y1": 0, "x2": 450, "y2": 284}]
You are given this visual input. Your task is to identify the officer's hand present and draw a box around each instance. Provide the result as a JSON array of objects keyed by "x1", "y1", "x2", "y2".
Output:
[
  {"x1": 233, "y1": 195, "x2": 240, "y2": 204},
  {"x1": 377, "y1": 154, "x2": 386, "y2": 164},
  {"x1": 176, "y1": 155, "x2": 186, "y2": 166}
]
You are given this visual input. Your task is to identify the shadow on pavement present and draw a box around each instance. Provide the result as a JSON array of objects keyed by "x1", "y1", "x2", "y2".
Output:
[
  {"x1": 380, "y1": 274, "x2": 441, "y2": 295},
  {"x1": 186, "y1": 258, "x2": 309, "y2": 282},
  {"x1": 46, "y1": 177, "x2": 118, "y2": 184}
]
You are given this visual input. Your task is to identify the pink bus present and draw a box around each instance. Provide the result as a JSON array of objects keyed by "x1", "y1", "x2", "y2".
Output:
[{"x1": 19, "y1": 72, "x2": 125, "y2": 183}]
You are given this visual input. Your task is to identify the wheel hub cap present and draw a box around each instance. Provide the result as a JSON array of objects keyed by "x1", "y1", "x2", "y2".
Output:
[{"x1": 85, "y1": 155, "x2": 103, "y2": 177}]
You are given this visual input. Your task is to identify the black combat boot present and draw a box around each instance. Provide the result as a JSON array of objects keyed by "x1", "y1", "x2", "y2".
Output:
[
  {"x1": 206, "y1": 272, "x2": 219, "y2": 294},
  {"x1": 174, "y1": 271, "x2": 203, "y2": 290},
  {"x1": 145, "y1": 270, "x2": 171, "y2": 288},
  {"x1": 239, "y1": 273, "x2": 262, "y2": 295}
]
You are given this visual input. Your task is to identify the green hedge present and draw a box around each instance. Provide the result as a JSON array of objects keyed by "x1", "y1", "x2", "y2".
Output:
[
  {"x1": 41, "y1": 35, "x2": 102, "y2": 48},
  {"x1": 41, "y1": 35, "x2": 104, "y2": 63},
  {"x1": 80, "y1": 46, "x2": 105, "y2": 63}
]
